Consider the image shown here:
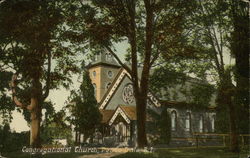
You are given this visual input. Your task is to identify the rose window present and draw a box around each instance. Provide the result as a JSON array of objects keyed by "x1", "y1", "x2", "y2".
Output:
[{"x1": 122, "y1": 84, "x2": 135, "y2": 104}]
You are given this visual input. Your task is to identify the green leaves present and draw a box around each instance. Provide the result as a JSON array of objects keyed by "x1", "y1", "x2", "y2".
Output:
[
  {"x1": 66, "y1": 70, "x2": 101, "y2": 136},
  {"x1": 147, "y1": 107, "x2": 171, "y2": 145},
  {"x1": 0, "y1": 0, "x2": 86, "y2": 126},
  {"x1": 0, "y1": 71, "x2": 15, "y2": 123},
  {"x1": 0, "y1": 0, "x2": 83, "y2": 94}
]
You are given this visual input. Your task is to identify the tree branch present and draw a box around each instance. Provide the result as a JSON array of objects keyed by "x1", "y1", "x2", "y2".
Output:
[
  {"x1": 199, "y1": 0, "x2": 223, "y2": 77},
  {"x1": 149, "y1": 45, "x2": 160, "y2": 67},
  {"x1": 1, "y1": 42, "x2": 9, "y2": 52},
  {"x1": 207, "y1": 28, "x2": 223, "y2": 77},
  {"x1": 142, "y1": 0, "x2": 154, "y2": 79},
  {"x1": 117, "y1": 0, "x2": 130, "y2": 36},
  {"x1": 10, "y1": 74, "x2": 32, "y2": 110},
  {"x1": 0, "y1": 63, "x2": 15, "y2": 71},
  {"x1": 125, "y1": 0, "x2": 139, "y2": 91},
  {"x1": 42, "y1": 49, "x2": 51, "y2": 101},
  {"x1": 218, "y1": 16, "x2": 225, "y2": 68},
  {"x1": 211, "y1": 26, "x2": 224, "y2": 69},
  {"x1": 201, "y1": 0, "x2": 225, "y2": 72},
  {"x1": 104, "y1": 45, "x2": 132, "y2": 75}
]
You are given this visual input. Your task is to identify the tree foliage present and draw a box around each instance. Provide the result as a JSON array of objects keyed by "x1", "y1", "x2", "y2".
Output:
[
  {"x1": 0, "y1": 0, "x2": 83, "y2": 147},
  {"x1": 69, "y1": 0, "x2": 198, "y2": 147},
  {"x1": 0, "y1": 71, "x2": 15, "y2": 124},
  {"x1": 41, "y1": 110, "x2": 72, "y2": 145},
  {"x1": 174, "y1": 0, "x2": 249, "y2": 152},
  {"x1": 147, "y1": 108, "x2": 171, "y2": 145},
  {"x1": 150, "y1": 64, "x2": 215, "y2": 107},
  {"x1": 66, "y1": 70, "x2": 101, "y2": 143},
  {"x1": 0, "y1": 124, "x2": 29, "y2": 153}
]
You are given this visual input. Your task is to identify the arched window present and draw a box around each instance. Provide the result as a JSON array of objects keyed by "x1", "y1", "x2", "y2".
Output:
[
  {"x1": 110, "y1": 125, "x2": 116, "y2": 135},
  {"x1": 185, "y1": 112, "x2": 191, "y2": 132},
  {"x1": 211, "y1": 115, "x2": 215, "y2": 132},
  {"x1": 105, "y1": 52, "x2": 112, "y2": 61},
  {"x1": 199, "y1": 115, "x2": 203, "y2": 133},
  {"x1": 118, "y1": 122, "x2": 126, "y2": 136},
  {"x1": 93, "y1": 83, "x2": 97, "y2": 97},
  {"x1": 95, "y1": 54, "x2": 98, "y2": 61},
  {"x1": 171, "y1": 110, "x2": 177, "y2": 131},
  {"x1": 92, "y1": 71, "x2": 96, "y2": 78}
]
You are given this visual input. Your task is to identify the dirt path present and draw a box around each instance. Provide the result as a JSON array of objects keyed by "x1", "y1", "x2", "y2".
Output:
[{"x1": 77, "y1": 152, "x2": 123, "y2": 158}]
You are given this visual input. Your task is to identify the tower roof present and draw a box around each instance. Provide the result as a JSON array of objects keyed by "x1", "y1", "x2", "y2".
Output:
[{"x1": 86, "y1": 50, "x2": 121, "y2": 69}]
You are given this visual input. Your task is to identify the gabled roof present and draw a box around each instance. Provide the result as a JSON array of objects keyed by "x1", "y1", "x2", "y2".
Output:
[
  {"x1": 119, "y1": 105, "x2": 136, "y2": 121},
  {"x1": 100, "y1": 106, "x2": 137, "y2": 125},
  {"x1": 107, "y1": 105, "x2": 154, "y2": 126},
  {"x1": 108, "y1": 105, "x2": 132, "y2": 125},
  {"x1": 99, "y1": 68, "x2": 130, "y2": 109},
  {"x1": 98, "y1": 68, "x2": 161, "y2": 110},
  {"x1": 100, "y1": 110, "x2": 115, "y2": 123}
]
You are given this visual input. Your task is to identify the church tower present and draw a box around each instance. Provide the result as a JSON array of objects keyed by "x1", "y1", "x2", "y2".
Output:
[{"x1": 87, "y1": 51, "x2": 121, "y2": 102}]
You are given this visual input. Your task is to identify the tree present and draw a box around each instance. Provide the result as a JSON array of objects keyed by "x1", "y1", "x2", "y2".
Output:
[
  {"x1": 0, "y1": 124, "x2": 11, "y2": 152},
  {"x1": 230, "y1": 0, "x2": 249, "y2": 136},
  {"x1": 147, "y1": 107, "x2": 171, "y2": 145},
  {"x1": 178, "y1": 0, "x2": 249, "y2": 152},
  {"x1": 66, "y1": 70, "x2": 101, "y2": 144},
  {"x1": 0, "y1": 0, "x2": 81, "y2": 148},
  {"x1": 0, "y1": 71, "x2": 15, "y2": 124},
  {"x1": 152, "y1": 68, "x2": 215, "y2": 108},
  {"x1": 0, "y1": 124, "x2": 29, "y2": 153},
  {"x1": 41, "y1": 110, "x2": 72, "y2": 145},
  {"x1": 65, "y1": 0, "x2": 196, "y2": 148}
]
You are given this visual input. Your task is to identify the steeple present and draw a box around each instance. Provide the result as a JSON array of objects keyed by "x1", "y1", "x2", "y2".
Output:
[
  {"x1": 87, "y1": 50, "x2": 121, "y2": 102},
  {"x1": 88, "y1": 50, "x2": 121, "y2": 69}
]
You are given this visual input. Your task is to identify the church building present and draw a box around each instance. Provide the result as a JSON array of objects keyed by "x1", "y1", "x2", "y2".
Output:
[{"x1": 86, "y1": 51, "x2": 216, "y2": 147}]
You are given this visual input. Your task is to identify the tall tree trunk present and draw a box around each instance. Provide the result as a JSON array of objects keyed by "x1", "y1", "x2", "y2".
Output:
[
  {"x1": 30, "y1": 99, "x2": 42, "y2": 148},
  {"x1": 218, "y1": 74, "x2": 239, "y2": 152},
  {"x1": 228, "y1": 97, "x2": 239, "y2": 152},
  {"x1": 78, "y1": 132, "x2": 81, "y2": 144},
  {"x1": 135, "y1": 95, "x2": 147, "y2": 148},
  {"x1": 83, "y1": 132, "x2": 88, "y2": 143},
  {"x1": 30, "y1": 79, "x2": 42, "y2": 148},
  {"x1": 231, "y1": 0, "x2": 249, "y2": 136},
  {"x1": 75, "y1": 130, "x2": 78, "y2": 144},
  {"x1": 133, "y1": 0, "x2": 154, "y2": 148},
  {"x1": 229, "y1": 0, "x2": 249, "y2": 151},
  {"x1": 11, "y1": 67, "x2": 48, "y2": 150}
]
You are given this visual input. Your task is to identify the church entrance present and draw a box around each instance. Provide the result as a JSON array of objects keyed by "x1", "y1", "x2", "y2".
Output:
[{"x1": 113, "y1": 117, "x2": 131, "y2": 143}]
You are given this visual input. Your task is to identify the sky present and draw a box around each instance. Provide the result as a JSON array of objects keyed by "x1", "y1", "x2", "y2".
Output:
[{"x1": 9, "y1": 41, "x2": 129, "y2": 132}]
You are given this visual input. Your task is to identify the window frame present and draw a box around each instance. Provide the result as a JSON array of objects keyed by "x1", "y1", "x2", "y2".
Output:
[
  {"x1": 171, "y1": 110, "x2": 177, "y2": 131},
  {"x1": 105, "y1": 52, "x2": 112, "y2": 61},
  {"x1": 199, "y1": 115, "x2": 204, "y2": 133},
  {"x1": 93, "y1": 83, "x2": 97, "y2": 97},
  {"x1": 185, "y1": 112, "x2": 191, "y2": 132},
  {"x1": 211, "y1": 114, "x2": 215, "y2": 132},
  {"x1": 92, "y1": 71, "x2": 96, "y2": 78},
  {"x1": 107, "y1": 70, "x2": 113, "y2": 78}
]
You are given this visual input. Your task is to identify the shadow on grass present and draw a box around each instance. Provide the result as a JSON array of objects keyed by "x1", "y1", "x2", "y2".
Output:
[
  {"x1": 111, "y1": 147, "x2": 249, "y2": 158},
  {"x1": 2, "y1": 147, "x2": 248, "y2": 158},
  {"x1": 111, "y1": 152, "x2": 157, "y2": 158},
  {"x1": 1, "y1": 152, "x2": 91, "y2": 158}
]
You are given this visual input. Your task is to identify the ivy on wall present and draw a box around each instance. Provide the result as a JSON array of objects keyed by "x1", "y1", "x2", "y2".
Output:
[{"x1": 147, "y1": 108, "x2": 171, "y2": 145}]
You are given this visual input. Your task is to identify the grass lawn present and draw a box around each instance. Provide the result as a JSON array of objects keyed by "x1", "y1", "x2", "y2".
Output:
[
  {"x1": 1, "y1": 151, "x2": 90, "y2": 158},
  {"x1": 1, "y1": 147, "x2": 249, "y2": 158},
  {"x1": 112, "y1": 147, "x2": 249, "y2": 158}
]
